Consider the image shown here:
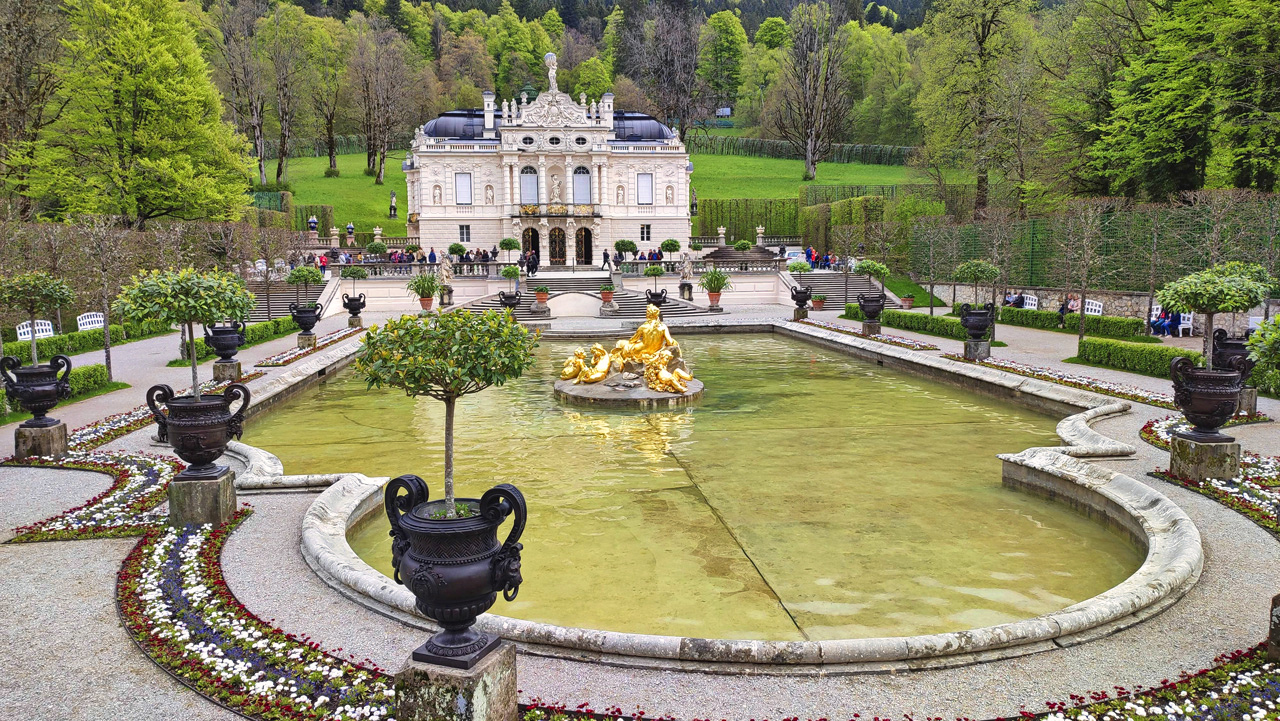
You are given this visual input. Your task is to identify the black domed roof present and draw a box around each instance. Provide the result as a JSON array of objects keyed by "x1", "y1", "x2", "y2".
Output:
[
  {"x1": 611, "y1": 112, "x2": 675, "y2": 141},
  {"x1": 420, "y1": 108, "x2": 675, "y2": 141}
]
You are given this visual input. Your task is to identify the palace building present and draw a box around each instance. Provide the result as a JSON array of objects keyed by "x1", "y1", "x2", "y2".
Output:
[{"x1": 403, "y1": 53, "x2": 692, "y2": 266}]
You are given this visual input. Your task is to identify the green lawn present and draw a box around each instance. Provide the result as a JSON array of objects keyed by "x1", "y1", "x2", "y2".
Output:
[{"x1": 285, "y1": 152, "x2": 409, "y2": 236}]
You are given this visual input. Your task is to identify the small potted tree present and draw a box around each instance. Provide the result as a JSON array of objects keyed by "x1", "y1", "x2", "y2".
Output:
[
  {"x1": 407, "y1": 272, "x2": 441, "y2": 311},
  {"x1": 697, "y1": 268, "x2": 732, "y2": 308},
  {"x1": 500, "y1": 236, "x2": 520, "y2": 263},
  {"x1": 0, "y1": 271, "x2": 75, "y2": 431},
  {"x1": 689, "y1": 241, "x2": 703, "y2": 252},
  {"x1": 286, "y1": 266, "x2": 325, "y2": 336},
  {"x1": 358, "y1": 309, "x2": 537, "y2": 666},
  {"x1": 366, "y1": 240, "x2": 388, "y2": 259},
  {"x1": 643, "y1": 264, "x2": 667, "y2": 305},
  {"x1": 341, "y1": 266, "x2": 369, "y2": 319},
  {"x1": 115, "y1": 268, "x2": 254, "y2": 480},
  {"x1": 661, "y1": 238, "x2": 681, "y2": 256},
  {"x1": 614, "y1": 239, "x2": 637, "y2": 261},
  {"x1": 600, "y1": 284, "x2": 616, "y2": 304},
  {"x1": 448, "y1": 242, "x2": 467, "y2": 261},
  {"x1": 499, "y1": 265, "x2": 522, "y2": 309},
  {"x1": 534, "y1": 285, "x2": 550, "y2": 304},
  {"x1": 954, "y1": 260, "x2": 1000, "y2": 307},
  {"x1": 853, "y1": 259, "x2": 891, "y2": 320},
  {"x1": 788, "y1": 260, "x2": 813, "y2": 307}
]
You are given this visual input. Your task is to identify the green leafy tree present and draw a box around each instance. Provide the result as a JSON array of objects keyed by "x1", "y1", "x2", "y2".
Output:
[
  {"x1": 114, "y1": 269, "x2": 254, "y2": 393},
  {"x1": 788, "y1": 260, "x2": 813, "y2": 281},
  {"x1": 614, "y1": 239, "x2": 637, "y2": 256},
  {"x1": 499, "y1": 237, "x2": 520, "y2": 262},
  {"x1": 954, "y1": 259, "x2": 1000, "y2": 306},
  {"x1": 1158, "y1": 263, "x2": 1270, "y2": 368},
  {"x1": 660, "y1": 238, "x2": 681, "y2": 254},
  {"x1": 539, "y1": 7, "x2": 564, "y2": 40},
  {"x1": 853, "y1": 259, "x2": 890, "y2": 292},
  {"x1": 1246, "y1": 317, "x2": 1280, "y2": 395},
  {"x1": 699, "y1": 11, "x2": 749, "y2": 110},
  {"x1": 355, "y1": 310, "x2": 538, "y2": 516},
  {"x1": 21, "y1": 0, "x2": 251, "y2": 229},
  {"x1": 286, "y1": 266, "x2": 324, "y2": 307},
  {"x1": 0, "y1": 272, "x2": 74, "y2": 365},
  {"x1": 643, "y1": 263, "x2": 664, "y2": 290},
  {"x1": 501, "y1": 263, "x2": 520, "y2": 290},
  {"x1": 753, "y1": 17, "x2": 788, "y2": 49},
  {"x1": 573, "y1": 57, "x2": 612, "y2": 101}
]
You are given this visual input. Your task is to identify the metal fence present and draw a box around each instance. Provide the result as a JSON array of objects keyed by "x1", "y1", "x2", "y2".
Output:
[{"x1": 686, "y1": 136, "x2": 915, "y2": 166}]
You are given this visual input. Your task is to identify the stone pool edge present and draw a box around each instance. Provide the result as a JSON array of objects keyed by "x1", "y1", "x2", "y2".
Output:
[{"x1": 285, "y1": 319, "x2": 1203, "y2": 675}]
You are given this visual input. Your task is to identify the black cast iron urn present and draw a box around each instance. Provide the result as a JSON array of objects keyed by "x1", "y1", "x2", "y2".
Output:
[
  {"x1": 1, "y1": 355, "x2": 72, "y2": 428},
  {"x1": 857, "y1": 293, "x2": 887, "y2": 321},
  {"x1": 342, "y1": 293, "x2": 367, "y2": 318},
  {"x1": 790, "y1": 286, "x2": 812, "y2": 309},
  {"x1": 147, "y1": 383, "x2": 250, "y2": 479},
  {"x1": 497, "y1": 290, "x2": 522, "y2": 309},
  {"x1": 204, "y1": 322, "x2": 246, "y2": 363},
  {"x1": 385, "y1": 475, "x2": 527, "y2": 669},
  {"x1": 959, "y1": 303, "x2": 996, "y2": 340},
  {"x1": 1212, "y1": 328, "x2": 1256, "y2": 385},
  {"x1": 289, "y1": 302, "x2": 322, "y2": 336},
  {"x1": 1170, "y1": 356, "x2": 1242, "y2": 443},
  {"x1": 645, "y1": 288, "x2": 668, "y2": 306}
]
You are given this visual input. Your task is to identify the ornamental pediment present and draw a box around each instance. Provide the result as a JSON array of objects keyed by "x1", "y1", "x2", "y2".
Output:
[{"x1": 520, "y1": 90, "x2": 589, "y2": 128}]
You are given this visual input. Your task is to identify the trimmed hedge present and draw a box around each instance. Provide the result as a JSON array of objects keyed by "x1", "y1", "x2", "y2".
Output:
[
  {"x1": 844, "y1": 304, "x2": 973, "y2": 341},
  {"x1": 800, "y1": 195, "x2": 884, "y2": 252},
  {"x1": 183, "y1": 316, "x2": 300, "y2": 362},
  {"x1": 2, "y1": 320, "x2": 172, "y2": 361},
  {"x1": 1076, "y1": 337, "x2": 1203, "y2": 377},
  {"x1": 67, "y1": 364, "x2": 111, "y2": 397},
  {"x1": 693, "y1": 198, "x2": 799, "y2": 239},
  {"x1": 999, "y1": 307, "x2": 1145, "y2": 338}
]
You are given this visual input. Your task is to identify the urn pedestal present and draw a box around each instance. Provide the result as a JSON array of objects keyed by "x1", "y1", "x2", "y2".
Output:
[
  {"x1": 862, "y1": 321, "x2": 881, "y2": 336},
  {"x1": 298, "y1": 333, "x2": 317, "y2": 350},
  {"x1": 168, "y1": 468, "x2": 237, "y2": 528},
  {"x1": 395, "y1": 642, "x2": 517, "y2": 721},
  {"x1": 599, "y1": 301, "x2": 620, "y2": 317},
  {"x1": 1238, "y1": 387, "x2": 1258, "y2": 417},
  {"x1": 964, "y1": 339, "x2": 992, "y2": 362},
  {"x1": 1170, "y1": 435, "x2": 1239, "y2": 483},
  {"x1": 793, "y1": 307, "x2": 808, "y2": 321},
  {"x1": 678, "y1": 282, "x2": 693, "y2": 301},
  {"x1": 348, "y1": 315, "x2": 364, "y2": 329},
  {"x1": 213, "y1": 360, "x2": 242, "y2": 383},
  {"x1": 15, "y1": 422, "x2": 68, "y2": 461}
]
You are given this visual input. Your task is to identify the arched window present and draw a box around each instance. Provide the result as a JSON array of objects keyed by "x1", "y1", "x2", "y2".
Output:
[
  {"x1": 520, "y1": 166, "x2": 538, "y2": 204},
  {"x1": 572, "y1": 166, "x2": 592, "y2": 205}
]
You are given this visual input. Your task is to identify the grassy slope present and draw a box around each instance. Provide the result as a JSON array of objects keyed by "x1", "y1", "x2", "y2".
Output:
[
  {"x1": 688, "y1": 154, "x2": 931, "y2": 198},
  {"x1": 285, "y1": 152, "x2": 410, "y2": 236}
]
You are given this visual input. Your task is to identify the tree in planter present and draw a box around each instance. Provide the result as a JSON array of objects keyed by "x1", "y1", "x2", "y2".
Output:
[
  {"x1": 787, "y1": 260, "x2": 812, "y2": 284},
  {"x1": 501, "y1": 264, "x2": 520, "y2": 292},
  {"x1": 113, "y1": 268, "x2": 254, "y2": 394},
  {"x1": 341, "y1": 265, "x2": 368, "y2": 294},
  {"x1": 852, "y1": 259, "x2": 890, "y2": 293},
  {"x1": 286, "y1": 266, "x2": 324, "y2": 307},
  {"x1": 366, "y1": 240, "x2": 388, "y2": 257},
  {"x1": 448, "y1": 242, "x2": 467, "y2": 259},
  {"x1": 1159, "y1": 263, "x2": 1270, "y2": 369},
  {"x1": 954, "y1": 260, "x2": 1000, "y2": 307},
  {"x1": 644, "y1": 264, "x2": 665, "y2": 291},
  {"x1": 355, "y1": 310, "x2": 538, "y2": 517},
  {"x1": 614, "y1": 239, "x2": 638, "y2": 259},
  {"x1": 0, "y1": 272, "x2": 75, "y2": 366},
  {"x1": 661, "y1": 238, "x2": 681, "y2": 255},
  {"x1": 499, "y1": 237, "x2": 520, "y2": 263}
]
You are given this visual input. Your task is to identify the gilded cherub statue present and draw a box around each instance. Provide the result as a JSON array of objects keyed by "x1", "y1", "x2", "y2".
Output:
[
  {"x1": 575, "y1": 344, "x2": 614, "y2": 384},
  {"x1": 559, "y1": 348, "x2": 587, "y2": 381},
  {"x1": 611, "y1": 304, "x2": 680, "y2": 367},
  {"x1": 643, "y1": 348, "x2": 693, "y2": 393}
]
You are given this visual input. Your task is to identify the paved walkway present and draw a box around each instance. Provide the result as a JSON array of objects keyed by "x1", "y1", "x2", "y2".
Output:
[{"x1": 2, "y1": 304, "x2": 1278, "y2": 720}]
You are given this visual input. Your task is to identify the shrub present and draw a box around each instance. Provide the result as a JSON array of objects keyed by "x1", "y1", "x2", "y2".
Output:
[
  {"x1": 366, "y1": 240, "x2": 388, "y2": 256},
  {"x1": 67, "y1": 363, "x2": 110, "y2": 397},
  {"x1": 1076, "y1": 337, "x2": 1202, "y2": 377},
  {"x1": 693, "y1": 197, "x2": 799, "y2": 239},
  {"x1": 661, "y1": 238, "x2": 681, "y2": 253},
  {"x1": 1246, "y1": 317, "x2": 1280, "y2": 395},
  {"x1": 998, "y1": 307, "x2": 1145, "y2": 337},
  {"x1": 323, "y1": 168, "x2": 340, "y2": 178},
  {"x1": 844, "y1": 305, "x2": 971, "y2": 340},
  {"x1": 448, "y1": 242, "x2": 467, "y2": 256},
  {"x1": 813, "y1": 294, "x2": 827, "y2": 301},
  {"x1": 2, "y1": 320, "x2": 171, "y2": 361},
  {"x1": 533, "y1": 285, "x2": 550, "y2": 293},
  {"x1": 733, "y1": 240, "x2": 752, "y2": 252}
]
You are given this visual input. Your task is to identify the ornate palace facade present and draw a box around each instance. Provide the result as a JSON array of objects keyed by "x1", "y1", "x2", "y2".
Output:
[{"x1": 404, "y1": 54, "x2": 692, "y2": 266}]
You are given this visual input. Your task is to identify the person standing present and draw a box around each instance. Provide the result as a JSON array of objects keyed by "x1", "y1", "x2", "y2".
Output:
[
  {"x1": 427, "y1": 247, "x2": 437, "y2": 264},
  {"x1": 528, "y1": 250, "x2": 540, "y2": 277},
  {"x1": 602, "y1": 249, "x2": 611, "y2": 270}
]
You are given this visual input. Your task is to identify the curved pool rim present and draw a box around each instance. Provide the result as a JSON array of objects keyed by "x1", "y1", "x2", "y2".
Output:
[{"x1": 283, "y1": 325, "x2": 1204, "y2": 675}]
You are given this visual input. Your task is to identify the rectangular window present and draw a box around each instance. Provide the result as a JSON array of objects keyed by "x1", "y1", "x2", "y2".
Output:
[
  {"x1": 637, "y1": 173, "x2": 654, "y2": 205},
  {"x1": 572, "y1": 170, "x2": 591, "y2": 205},
  {"x1": 640, "y1": 225, "x2": 651, "y2": 244},
  {"x1": 454, "y1": 173, "x2": 473, "y2": 205},
  {"x1": 520, "y1": 170, "x2": 538, "y2": 204},
  {"x1": 459, "y1": 225, "x2": 471, "y2": 244}
]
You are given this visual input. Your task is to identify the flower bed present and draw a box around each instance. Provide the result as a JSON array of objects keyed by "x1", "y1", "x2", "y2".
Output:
[
  {"x1": 67, "y1": 372, "x2": 265, "y2": 452},
  {"x1": 256, "y1": 328, "x2": 364, "y2": 367},
  {"x1": 943, "y1": 353, "x2": 1178, "y2": 409},
  {"x1": 1140, "y1": 415, "x2": 1273, "y2": 452},
  {"x1": 8, "y1": 452, "x2": 181, "y2": 542},
  {"x1": 117, "y1": 512, "x2": 397, "y2": 721},
  {"x1": 797, "y1": 318, "x2": 940, "y2": 351}
]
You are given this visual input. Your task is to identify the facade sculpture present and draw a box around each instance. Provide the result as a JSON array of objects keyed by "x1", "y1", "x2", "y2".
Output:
[{"x1": 558, "y1": 305, "x2": 694, "y2": 394}]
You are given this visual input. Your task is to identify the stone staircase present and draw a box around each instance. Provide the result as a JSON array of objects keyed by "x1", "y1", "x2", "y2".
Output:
[
  {"x1": 788, "y1": 271, "x2": 899, "y2": 309},
  {"x1": 245, "y1": 281, "x2": 324, "y2": 322},
  {"x1": 702, "y1": 246, "x2": 781, "y2": 264},
  {"x1": 464, "y1": 269, "x2": 716, "y2": 320}
]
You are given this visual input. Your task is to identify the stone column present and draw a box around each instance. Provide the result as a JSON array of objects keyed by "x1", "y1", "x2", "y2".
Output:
[
  {"x1": 502, "y1": 163, "x2": 512, "y2": 208},
  {"x1": 1239, "y1": 388, "x2": 1259, "y2": 417},
  {"x1": 595, "y1": 164, "x2": 603, "y2": 205},
  {"x1": 1170, "y1": 435, "x2": 1240, "y2": 483},
  {"x1": 395, "y1": 643, "x2": 517, "y2": 721},
  {"x1": 1269, "y1": 594, "x2": 1280, "y2": 662},
  {"x1": 537, "y1": 158, "x2": 547, "y2": 210}
]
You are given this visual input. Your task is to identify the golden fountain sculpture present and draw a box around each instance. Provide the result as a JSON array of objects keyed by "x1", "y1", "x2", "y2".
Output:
[{"x1": 559, "y1": 305, "x2": 695, "y2": 394}]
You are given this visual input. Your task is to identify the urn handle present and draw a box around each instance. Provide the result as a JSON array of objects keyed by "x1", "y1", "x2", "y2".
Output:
[
  {"x1": 224, "y1": 382, "x2": 251, "y2": 439},
  {"x1": 1170, "y1": 356, "x2": 1195, "y2": 387},
  {"x1": 146, "y1": 384, "x2": 174, "y2": 441},
  {"x1": 482, "y1": 483, "x2": 527, "y2": 601},
  {"x1": 0, "y1": 356, "x2": 18, "y2": 391},
  {"x1": 231, "y1": 320, "x2": 246, "y2": 344},
  {"x1": 50, "y1": 355, "x2": 73, "y2": 400},
  {"x1": 384, "y1": 474, "x2": 429, "y2": 585}
]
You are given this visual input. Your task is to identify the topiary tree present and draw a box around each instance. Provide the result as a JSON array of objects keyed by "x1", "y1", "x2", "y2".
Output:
[
  {"x1": 114, "y1": 269, "x2": 254, "y2": 395},
  {"x1": 0, "y1": 272, "x2": 75, "y2": 365},
  {"x1": 448, "y1": 242, "x2": 467, "y2": 258},
  {"x1": 788, "y1": 260, "x2": 812, "y2": 282},
  {"x1": 501, "y1": 263, "x2": 520, "y2": 291},
  {"x1": 355, "y1": 310, "x2": 538, "y2": 517},
  {"x1": 954, "y1": 260, "x2": 1000, "y2": 306},
  {"x1": 287, "y1": 266, "x2": 324, "y2": 307},
  {"x1": 366, "y1": 240, "x2": 388, "y2": 256},
  {"x1": 661, "y1": 238, "x2": 681, "y2": 254},
  {"x1": 1159, "y1": 263, "x2": 1271, "y2": 368},
  {"x1": 341, "y1": 266, "x2": 368, "y2": 293},
  {"x1": 734, "y1": 239, "x2": 752, "y2": 252},
  {"x1": 853, "y1": 259, "x2": 890, "y2": 292},
  {"x1": 614, "y1": 239, "x2": 637, "y2": 257},
  {"x1": 499, "y1": 237, "x2": 520, "y2": 262},
  {"x1": 644, "y1": 264, "x2": 665, "y2": 290}
]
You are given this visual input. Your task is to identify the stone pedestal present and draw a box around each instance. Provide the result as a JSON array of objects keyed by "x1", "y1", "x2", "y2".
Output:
[
  {"x1": 793, "y1": 307, "x2": 808, "y2": 321},
  {"x1": 298, "y1": 333, "x2": 317, "y2": 350},
  {"x1": 708, "y1": 303, "x2": 724, "y2": 313},
  {"x1": 678, "y1": 282, "x2": 693, "y2": 301},
  {"x1": 862, "y1": 321, "x2": 882, "y2": 336},
  {"x1": 395, "y1": 642, "x2": 517, "y2": 721},
  {"x1": 1238, "y1": 387, "x2": 1258, "y2": 417},
  {"x1": 440, "y1": 287, "x2": 454, "y2": 307},
  {"x1": 212, "y1": 360, "x2": 242, "y2": 383},
  {"x1": 599, "y1": 301, "x2": 620, "y2": 317},
  {"x1": 348, "y1": 315, "x2": 363, "y2": 329},
  {"x1": 168, "y1": 468, "x2": 236, "y2": 529},
  {"x1": 529, "y1": 301, "x2": 550, "y2": 318},
  {"x1": 1269, "y1": 594, "x2": 1280, "y2": 662},
  {"x1": 1170, "y1": 435, "x2": 1239, "y2": 483},
  {"x1": 964, "y1": 339, "x2": 991, "y2": 362},
  {"x1": 14, "y1": 422, "x2": 68, "y2": 461}
]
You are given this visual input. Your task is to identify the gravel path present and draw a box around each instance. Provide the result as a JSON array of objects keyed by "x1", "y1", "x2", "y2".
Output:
[{"x1": 0, "y1": 465, "x2": 238, "y2": 720}]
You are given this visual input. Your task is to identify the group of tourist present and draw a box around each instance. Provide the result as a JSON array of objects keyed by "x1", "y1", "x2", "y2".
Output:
[
  {"x1": 804, "y1": 247, "x2": 845, "y2": 270},
  {"x1": 1002, "y1": 290, "x2": 1028, "y2": 307}
]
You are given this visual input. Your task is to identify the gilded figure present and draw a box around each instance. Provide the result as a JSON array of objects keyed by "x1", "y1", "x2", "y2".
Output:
[
  {"x1": 575, "y1": 344, "x2": 614, "y2": 384},
  {"x1": 644, "y1": 349, "x2": 693, "y2": 393},
  {"x1": 612, "y1": 304, "x2": 680, "y2": 366},
  {"x1": 559, "y1": 348, "x2": 587, "y2": 380}
]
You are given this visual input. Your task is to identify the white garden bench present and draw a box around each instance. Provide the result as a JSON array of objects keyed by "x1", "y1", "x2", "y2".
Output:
[
  {"x1": 1021, "y1": 294, "x2": 1038, "y2": 309},
  {"x1": 77, "y1": 312, "x2": 105, "y2": 332},
  {"x1": 1149, "y1": 305, "x2": 1194, "y2": 337},
  {"x1": 1250, "y1": 316, "x2": 1263, "y2": 331},
  {"x1": 15, "y1": 320, "x2": 54, "y2": 342},
  {"x1": 1083, "y1": 299, "x2": 1103, "y2": 316}
]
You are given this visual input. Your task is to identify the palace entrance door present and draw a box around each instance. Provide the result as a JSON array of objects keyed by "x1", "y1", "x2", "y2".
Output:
[
  {"x1": 575, "y1": 228, "x2": 592, "y2": 265},
  {"x1": 549, "y1": 228, "x2": 567, "y2": 265},
  {"x1": 522, "y1": 228, "x2": 539, "y2": 256}
]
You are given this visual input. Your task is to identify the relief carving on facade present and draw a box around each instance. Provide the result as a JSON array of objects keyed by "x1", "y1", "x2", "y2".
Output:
[
  {"x1": 485, "y1": 185, "x2": 495, "y2": 204},
  {"x1": 432, "y1": 185, "x2": 442, "y2": 205},
  {"x1": 616, "y1": 185, "x2": 625, "y2": 205}
]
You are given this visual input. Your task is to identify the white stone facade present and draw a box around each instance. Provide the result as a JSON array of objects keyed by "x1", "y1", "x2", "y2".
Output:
[{"x1": 404, "y1": 53, "x2": 692, "y2": 266}]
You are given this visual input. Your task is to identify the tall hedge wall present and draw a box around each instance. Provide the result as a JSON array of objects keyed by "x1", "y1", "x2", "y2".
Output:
[
  {"x1": 800, "y1": 196, "x2": 885, "y2": 252},
  {"x1": 693, "y1": 198, "x2": 799, "y2": 239},
  {"x1": 295, "y1": 204, "x2": 335, "y2": 235}
]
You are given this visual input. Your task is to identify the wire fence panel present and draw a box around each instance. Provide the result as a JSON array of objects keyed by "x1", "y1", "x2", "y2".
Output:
[{"x1": 686, "y1": 136, "x2": 915, "y2": 166}]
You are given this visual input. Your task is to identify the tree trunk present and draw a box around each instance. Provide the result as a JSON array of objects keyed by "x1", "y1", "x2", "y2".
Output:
[
  {"x1": 1077, "y1": 287, "x2": 1088, "y2": 342},
  {"x1": 29, "y1": 312, "x2": 38, "y2": 366},
  {"x1": 326, "y1": 114, "x2": 337, "y2": 170},
  {"x1": 1204, "y1": 312, "x2": 1215, "y2": 370},
  {"x1": 974, "y1": 167, "x2": 989, "y2": 217},
  {"x1": 376, "y1": 147, "x2": 387, "y2": 184},
  {"x1": 276, "y1": 139, "x2": 287, "y2": 184},
  {"x1": 187, "y1": 321, "x2": 200, "y2": 396},
  {"x1": 928, "y1": 279, "x2": 936, "y2": 316},
  {"x1": 102, "y1": 279, "x2": 114, "y2": 383},
  {"x1": 443, "y1": 396, "x2": 456, "y2": 518}
]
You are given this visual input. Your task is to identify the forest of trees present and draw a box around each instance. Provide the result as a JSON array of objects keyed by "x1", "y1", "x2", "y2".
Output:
[{"x1": 2, "y1": 0, "x2": 1279, "y2": 228}]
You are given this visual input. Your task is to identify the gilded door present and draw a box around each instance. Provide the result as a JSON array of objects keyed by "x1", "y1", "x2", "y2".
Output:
[
  {"x1": 575, "y1": 228, "x2": 592, "y2": 265},
  {"x1": 549, "y1": 228, "x2": 567, "y2": 265}
]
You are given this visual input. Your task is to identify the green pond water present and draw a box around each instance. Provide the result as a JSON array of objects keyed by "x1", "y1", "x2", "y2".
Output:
[{"x1": 244, "y1": 333, "x2": 1144, "y2": 641}]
